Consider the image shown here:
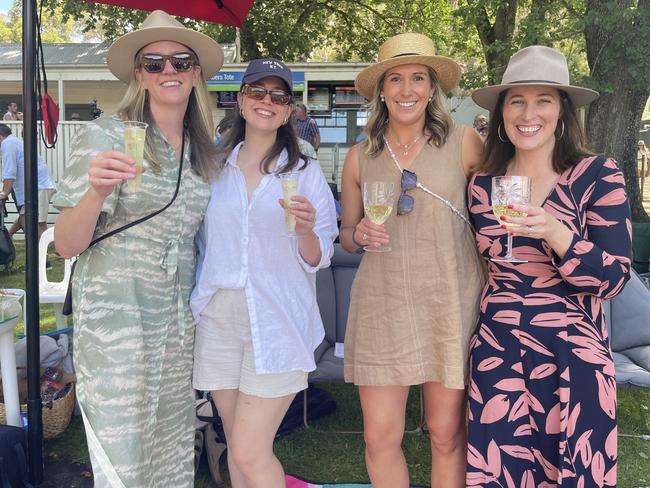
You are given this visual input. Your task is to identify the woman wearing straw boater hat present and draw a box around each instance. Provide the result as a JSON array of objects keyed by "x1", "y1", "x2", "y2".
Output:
[
  {"x1": 52, "y1": 10, "x2": 223, "y2": 487},
  {"x1": 340, "y1": 33, "x2": 485, "y2": 487},
  {"x1": 466, "y1": 45, "x2": 631, "y2": 487}
]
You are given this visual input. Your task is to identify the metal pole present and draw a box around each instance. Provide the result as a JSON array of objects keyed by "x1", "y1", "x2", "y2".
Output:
[{"x1": 22, "y1": 0, "x2": 44, "y2": 482}]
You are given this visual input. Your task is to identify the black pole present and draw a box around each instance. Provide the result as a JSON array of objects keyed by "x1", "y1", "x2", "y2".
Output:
[{"x1": 23, "y1": 0, "x2": 44, "y2": 482}]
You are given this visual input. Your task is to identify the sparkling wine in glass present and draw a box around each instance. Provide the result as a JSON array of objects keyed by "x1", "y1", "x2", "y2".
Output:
[
  {"x1": 280, "y1": 172, "x2": 300, "y2": 235},
  {"x1": 491, "y1": 175, "x2": 531, "y2": 263},
  {"x1": 363, "y1": 181, "x2": 396, "y2": 252},
  {"x1": 124, "y1": 121, "x2": 148, "y2": 192}
]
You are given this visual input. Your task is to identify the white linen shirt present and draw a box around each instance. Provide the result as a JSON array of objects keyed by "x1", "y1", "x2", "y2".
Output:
[{"x1": 191, "y1": 142, "x2": 338, "y2": 374}]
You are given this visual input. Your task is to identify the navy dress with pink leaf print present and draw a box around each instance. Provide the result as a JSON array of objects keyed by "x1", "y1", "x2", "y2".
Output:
[{"x1": 466, "y1": 156, "x2": 632, "y2": 488}]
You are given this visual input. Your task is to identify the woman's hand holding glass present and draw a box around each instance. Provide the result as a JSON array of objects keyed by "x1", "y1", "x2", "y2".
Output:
[
  {"x1": 87, "y1": 151, "x2": 136, "y2": 199},
  {"x1": 280, "y1": 195, "x2": 318, "y2": 236},
  {"x1": 355, "y1": 217, "x2": 390, "y2": 250},
  {"x1": 499, "y1": 203, "x2": 556, "y2": 240}
]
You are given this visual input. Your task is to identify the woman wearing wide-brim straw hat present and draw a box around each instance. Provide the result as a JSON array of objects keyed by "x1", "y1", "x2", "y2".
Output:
[
  {"x1": 340, "y1": 32, "x2": 486, "y2": 487},
  {"x1": 466, "y1": 45, "x2": 631, "y2": 487},
  {"x1": 52, "y1": 10, "x2": 223, "y2": 487}
]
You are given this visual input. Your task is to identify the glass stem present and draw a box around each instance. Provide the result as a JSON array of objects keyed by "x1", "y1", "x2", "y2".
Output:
[{"x1": 505, "y1": 233, "x2": 514, "y2": 259}]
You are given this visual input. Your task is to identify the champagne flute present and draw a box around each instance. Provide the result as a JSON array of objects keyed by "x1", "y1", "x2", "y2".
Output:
[
  {"x1": 491, "y1": 175, "x2": 531, "y2": 263},
  {"x1": 363, "y1": 181, "x2": 396, "y2": 252},
  {"x1": 124, "y1": 121, "x2": 148, "y2": 192}
]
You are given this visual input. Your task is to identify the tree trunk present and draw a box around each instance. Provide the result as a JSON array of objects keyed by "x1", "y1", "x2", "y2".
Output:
[{"x1": 585, "y1": 0, "x2": 650, "y2": 222}]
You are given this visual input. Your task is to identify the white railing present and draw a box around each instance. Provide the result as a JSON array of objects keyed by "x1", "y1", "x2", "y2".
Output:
[{"x1": 1, "y1": 120, "x2": 349, "y2": 234}]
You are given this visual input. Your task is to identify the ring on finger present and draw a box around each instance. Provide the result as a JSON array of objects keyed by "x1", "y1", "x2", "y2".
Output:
[
  {"x1": 527, "y1": 225, "x2": 533, "y2": 237},
  {"x1": 362, "y1": 233, "x2": 368, "y2": 241}
]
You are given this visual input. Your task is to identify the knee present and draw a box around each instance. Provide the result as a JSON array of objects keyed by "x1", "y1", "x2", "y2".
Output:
[
  {"x1": 426, "y1": 416, "x2": 464, "y2": 454},
  {"x1": 364, "y1": 420, "x2": 404, "y2": 456},
  {"x1": 228, "y1": 440, "x2": 264, "y2": 473}
]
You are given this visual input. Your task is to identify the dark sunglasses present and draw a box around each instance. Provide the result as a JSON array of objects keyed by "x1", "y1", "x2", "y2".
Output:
[
  {"x1": 139, "y1": 52, "x2": 197, "y2": 73},
  {"x1": 397, "y1": 169, "x2": 417, "y2": 215},
  {"x1": 242, "y1": 84, "x2": 292, "y2": 106}
]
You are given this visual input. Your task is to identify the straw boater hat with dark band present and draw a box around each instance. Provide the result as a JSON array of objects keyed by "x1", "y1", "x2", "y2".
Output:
[
  {"x1": 355, "y1": 33, "x2": 462, "y2": 100},
  {"x1": 107, "y1": 9, "x2": 224, "y2": 83},
  {"x1": 472, "y1": 45, "x2": 599, "y2": 112}
]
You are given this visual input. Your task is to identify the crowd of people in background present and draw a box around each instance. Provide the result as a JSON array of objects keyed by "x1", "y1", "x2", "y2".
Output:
[{"x1": 1, "y1": 9, "x2": 639, "y2": 488}]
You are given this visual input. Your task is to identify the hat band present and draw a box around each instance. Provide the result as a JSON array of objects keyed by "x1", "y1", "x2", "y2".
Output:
[
  {"x1": 391, "y1": 52, "x2": 423, "y2": 58},
  {"x1": 505, "y1": 79, "x2": 563, "y2": 85}
]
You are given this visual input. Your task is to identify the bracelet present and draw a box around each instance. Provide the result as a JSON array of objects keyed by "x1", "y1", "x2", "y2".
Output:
[{"x1": 351, "y1": 228, "x2": 365, "y2": 254}]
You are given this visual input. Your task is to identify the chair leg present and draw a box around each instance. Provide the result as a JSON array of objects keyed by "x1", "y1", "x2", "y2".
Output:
[
  {"x1": 53, "y1": 304, "x2": 66, "y2": 329},
  {"x1": 302, "y1": 388, "x2": 310, "y2": 429}
]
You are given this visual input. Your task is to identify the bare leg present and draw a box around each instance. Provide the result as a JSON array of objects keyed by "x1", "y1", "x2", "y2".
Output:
[
  {"x1": 358, "y1": 385, "x2": 410, "y2": 488},
  {"x1": 211, "y1": 389, "x2": 249, "y2": 488},
  {"x1": 227, "y1": 391, "x2": 296, "y2": 488},
  {"x1": 9, "y1": 215, "x2": 23, "y2": 237},
  {"x1": 423, "y1": 382, "x2": 467, "y2": 488}
]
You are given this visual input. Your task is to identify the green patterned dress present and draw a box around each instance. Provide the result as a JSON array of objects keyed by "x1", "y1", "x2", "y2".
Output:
[{"x1": 52, "y1": 116, "x2": 210, "y2": 488}]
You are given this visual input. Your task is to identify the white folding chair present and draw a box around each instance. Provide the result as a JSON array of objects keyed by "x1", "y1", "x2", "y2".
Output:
[{"x1": 39, "y1": 226, "x2": 74, "y2": 330}]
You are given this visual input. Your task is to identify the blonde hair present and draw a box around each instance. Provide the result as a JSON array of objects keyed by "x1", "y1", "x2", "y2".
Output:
[
  {"x1": 116, "y1": 63, "x2": 219, "y2": 180},
  {"x1": 363, "y1": 66, "x2": 453, "y2": 157}
]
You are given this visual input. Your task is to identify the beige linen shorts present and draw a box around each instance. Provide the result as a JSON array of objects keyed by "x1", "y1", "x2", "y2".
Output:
[
  {"x1": 193, "y1": 288, "x2": 307, "y2": 398},
  {"x1": 19, "y1": 188, "x2": 55, "y2": 223}
]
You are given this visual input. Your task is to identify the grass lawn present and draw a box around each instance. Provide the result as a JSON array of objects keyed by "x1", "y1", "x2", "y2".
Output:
[{"x1": 3, "y1": 241, "x2": 650, "y2": 487}]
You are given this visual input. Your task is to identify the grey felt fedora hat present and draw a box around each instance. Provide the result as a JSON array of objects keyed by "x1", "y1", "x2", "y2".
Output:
[{"x1": 472, "y1": 45, "x2": 599, "y2": 111}]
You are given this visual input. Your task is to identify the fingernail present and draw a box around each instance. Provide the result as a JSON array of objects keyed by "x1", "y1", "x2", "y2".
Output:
[
  {"x1": 500, "y1": 216, "x2": 506, "y2": 221},
  {"x1": 507, "y1": 204, "x2": 513, "y2": 209},
  {"x1": 500, "y1": 224, "x2": 506, "y2": 229}
]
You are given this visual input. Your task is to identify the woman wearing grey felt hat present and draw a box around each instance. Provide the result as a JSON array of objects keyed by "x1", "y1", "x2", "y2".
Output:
[{"x1": 466, "y1": 45, "x2": 631, "y2": 487}]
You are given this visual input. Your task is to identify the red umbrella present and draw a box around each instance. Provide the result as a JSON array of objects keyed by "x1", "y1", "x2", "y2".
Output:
[{"x1": 83, "y1": 0, "x2": 255, "y2": 27}]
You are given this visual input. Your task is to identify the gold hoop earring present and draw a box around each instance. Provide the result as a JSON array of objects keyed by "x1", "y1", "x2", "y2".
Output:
[
  {"x1": 239, "y1": 108, "x2": 244, "y2": 120},
  {"x1": 283, "y1": 116, "x2": 289, "y2": 125},
  {"x1": 557, "y1": 119, "x2": 565, "y2": 140},
  {"x1": 498, "y1": 123, "x2": 508, "y2": 143}
]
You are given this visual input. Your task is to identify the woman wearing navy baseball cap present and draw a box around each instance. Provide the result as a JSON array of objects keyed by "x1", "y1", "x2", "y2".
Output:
[{"x1": 190, "y1": 58, "x2": 338, "y2": 487}]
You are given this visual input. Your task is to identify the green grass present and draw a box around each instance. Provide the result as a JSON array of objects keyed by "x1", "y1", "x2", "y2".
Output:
[{"x1": 4, "y1": 242, "x2": 650, "y2": 487}]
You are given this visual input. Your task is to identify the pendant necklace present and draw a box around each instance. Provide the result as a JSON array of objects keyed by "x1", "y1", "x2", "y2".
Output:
[{"x1": 391, "y1": 134, "x2": 423, "y2": 156}]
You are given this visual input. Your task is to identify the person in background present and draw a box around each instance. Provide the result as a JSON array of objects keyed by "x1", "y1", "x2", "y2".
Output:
[
  {"x1": 473, "y1": 114, "x2": 489, "y2": 141},
  {"x1": 52, "y1": 10, "x2": 223, "y2": 487},
  {"x1": 191, "y1": 58, "x2": 338, "y2": 488},
  {"x1": 466, "y1": 45, "x2": 631, "y2": 487},
  {"x1": 70, "y1": 112, "x2": 82, "y2": 121},
  {"x1": 3, "y1": 102, "x2": 22, "y2": 121},
  {"x1": 0, "y1": 124, "x2": 56, "y2": 240},
  {"x1": 638, "y1": 139, "x2": 648, "y2": 179},
  {"x1": 294, "y1": 102, "x2": 321, "y2": 152},
  {"x1": 340, "y1": 33, "x2": 485, "y2": 488}
]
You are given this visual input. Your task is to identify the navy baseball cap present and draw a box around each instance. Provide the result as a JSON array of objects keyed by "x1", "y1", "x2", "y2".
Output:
[{"x1": 242, "y1": 58, "x2": 293, "y2": 92}]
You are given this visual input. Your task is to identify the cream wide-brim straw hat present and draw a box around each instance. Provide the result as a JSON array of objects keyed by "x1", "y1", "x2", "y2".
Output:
[
  {"x1": 107, "y1": 9, "x2": 224, "y2": 83},
  {"x1": 472, "y1": 45, "x2": 599, "y2": 112},
  {"x1": 355, "y1": 33, "x2": 462, "y2": 99}
]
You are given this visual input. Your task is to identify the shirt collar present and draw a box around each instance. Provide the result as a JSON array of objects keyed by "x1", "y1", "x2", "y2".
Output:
[{"x1": 226, "y1": 141, "x2": 291, "y2": 172}]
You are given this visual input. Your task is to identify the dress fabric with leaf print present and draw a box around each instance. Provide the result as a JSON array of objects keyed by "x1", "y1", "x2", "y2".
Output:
[{"x1": 466, "y1": 156, "x2": 632, "y2": 487}]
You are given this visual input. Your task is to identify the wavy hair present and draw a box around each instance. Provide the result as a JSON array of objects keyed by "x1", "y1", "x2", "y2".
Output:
[
  {"x1": 363, "y1": 66, "x2": 453, "y2": 157},
  {"x1": 218, "y1": 88, "x2": 308, "y2": 174},
  {"x1": 115, "y1": 53, "x2": 219, "y2": 181},
  {"x1": 479, "y1": 90, "x2": 592, "y2": 175}
]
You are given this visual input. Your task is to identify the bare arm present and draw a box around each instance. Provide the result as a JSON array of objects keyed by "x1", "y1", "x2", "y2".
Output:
[
  {"x1": 461, "y1": 126, "x2": 485, "y2": 177},
  {"x1": 55, "y1": 150, "x2": 135, "y2": 258},
  {"x1": 340, "y1": 144, "x2": 389, "y2": 252}
]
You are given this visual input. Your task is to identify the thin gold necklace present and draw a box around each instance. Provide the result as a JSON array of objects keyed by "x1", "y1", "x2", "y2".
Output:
[{"x1": 389, "y1": 133, "x2": 423, "y2": 156}]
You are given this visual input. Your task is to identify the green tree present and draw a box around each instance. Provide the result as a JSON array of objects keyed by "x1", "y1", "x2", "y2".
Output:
[
  {"x1": 584, "y1": 0, "x2": 650, "y2": 221},
  {"x1": 0, "y1": 0, "x2": 87, "y2": 43}
]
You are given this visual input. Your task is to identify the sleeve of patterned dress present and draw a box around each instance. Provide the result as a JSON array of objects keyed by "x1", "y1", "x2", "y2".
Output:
[
  {"x1": 553, "y1": 157, "x2": 632, "y2": 299},
  {"x1": 51, "y1": 117, "x2": 121, "y2": 216}
]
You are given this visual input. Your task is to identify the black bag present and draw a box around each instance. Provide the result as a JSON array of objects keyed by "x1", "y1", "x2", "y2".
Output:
[
  {"x1": 62, "y1": 134, "x2": 186, "y2": 316},
  {"x1": 0, "y1": 424, "x2": 32, "y2": 488},
  {"x1": 0, "y1": 201, "x2": 16, "y2": 272}
]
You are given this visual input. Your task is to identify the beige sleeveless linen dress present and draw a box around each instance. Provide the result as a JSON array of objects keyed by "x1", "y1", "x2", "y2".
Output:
[{"x1": 344, "y1": 124, "x2": 485, "y2": 389}]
